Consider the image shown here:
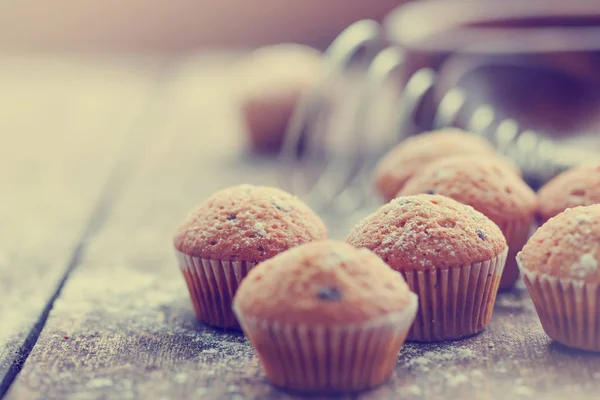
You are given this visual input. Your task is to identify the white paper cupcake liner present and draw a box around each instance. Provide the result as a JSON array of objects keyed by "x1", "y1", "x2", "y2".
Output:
[
  {"x1": 233, "y1": 295, "x2": 418, "y2": 393},
  {"x1": 176, "y1": 251, "x2": 256, "y2": 329},
  {"x1": 496, "y1": 216, "x2": 534, "y2": 289},
  {"x1": 401, "y1": 249, "x2": 507, "y2": 342},
  {"x1": 519, "y1": 263, "x2": 600, "y2": 352}
]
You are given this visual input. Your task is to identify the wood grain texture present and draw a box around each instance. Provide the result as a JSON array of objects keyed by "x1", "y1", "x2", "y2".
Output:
[
  {"x1": 0, "y1": 56, "x2": 159, "y2": 393},
  {"x1": 5, "y1": 56, "x2": 600, "y2": 400}
]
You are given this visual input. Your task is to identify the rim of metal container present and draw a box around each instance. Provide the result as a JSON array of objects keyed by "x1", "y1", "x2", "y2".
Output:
[{"x1": 385, "y1": 0, "x2": 600, "y2": 53}]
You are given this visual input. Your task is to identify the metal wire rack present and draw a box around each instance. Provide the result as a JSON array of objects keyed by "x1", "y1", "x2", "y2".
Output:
[{"x1": 278, "y1": 19, "x2": 600, "y2": 216}]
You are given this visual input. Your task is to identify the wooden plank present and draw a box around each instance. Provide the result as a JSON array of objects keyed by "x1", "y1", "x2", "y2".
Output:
[
  {"x1": 7, "y1": 56, "x2": 600, "y2": 400},
  {"x1": 0, "y1": 56, "x2": 160, "y2": 394}
]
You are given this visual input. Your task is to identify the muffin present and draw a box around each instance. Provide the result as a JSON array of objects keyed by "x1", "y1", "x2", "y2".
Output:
[
  {"x1": 233, "y1": 240, "x2": 417, "y2": 393},
  {"x1": 373, "y1": 128, "x2": 519, "y2": 201},
  {"x1": 346, "y1": 194, "x2": 508, "y2": 341},
  {"x1": 235, "y1": 44, "x2": 323, "y2": 152},
  {"x1": 518, "y1": 205, "x2": 600, "y2": 351},
  {"x1": 538, "y1": 163, "x2": 600, "y2": 223},
  {"x1": 174, "y1": 184, "x2": 327, "y2": 329},
  {"x1": 398, "y1": 156, "x2": 538, "y2": 289}
]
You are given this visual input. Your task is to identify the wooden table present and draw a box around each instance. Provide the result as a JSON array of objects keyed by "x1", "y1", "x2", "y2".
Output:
[{"x1": 1, "y1": 55, "x2": 599, "y2": 400}]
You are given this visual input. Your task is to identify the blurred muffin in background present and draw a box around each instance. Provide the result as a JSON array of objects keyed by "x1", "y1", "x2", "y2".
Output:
[
  {"x1": 537, "y1": 163, "x2": 600, "y2": 224},
  {"x1": 373, "y1": 128, "x2": 519, "y2": 202},
  {"x1": 234, "y1": 44, "x2": 324, "y2": 153}
]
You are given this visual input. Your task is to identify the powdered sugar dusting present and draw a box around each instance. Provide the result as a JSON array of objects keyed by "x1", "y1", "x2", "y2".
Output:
[
  {"x1": 396, "y1": 342, "x2": 495, "y2": 394},
  {"x1": 32, "y1": 247, "x2": 260, "y2": 395},
  {"x1": 571, "y1": 253, "x2": 598, "y2": 278},
  {"x1": 574, "y1": 213, "x2": 593, "y2": 223},
  {"x1": 404, "y1": 385, "x2": 423, "y2": 395},
  {"x1": 447, "y1": 373, "x2": 470, "y2": 387},
  {"x1": 434, "y1": 167, "x2": 455, "y2": 180},
  {"x1": 513, "y1": 385, "x2": 535, "y2": 397},
  {"x1": 465, "y1": 204, "x2": 483, "y2": 220},
  {"x1": 495, "y1": 292, "x2": 528, "y2": 310},
  {"x1": 319, "y1": 248, "x2": 355, "y2": 271},
  {"x1": 253, "y1": 222, "x2": 267, "y2": 237},
  {"x1": 86, "y1": 377, "x2": 113, "y2": 389},
  {"x1": 402, "y1": 345, "x2": 478, "y2": 372},
  {"x1": 272, "y1": 199, "x2": 292, "y2": 212},
  {"x1": 49, "y1": 266, "x2": 179, "y2": 329},
  {"x1": 392, "y1": 197, "x2": 414, "y2": 206}
]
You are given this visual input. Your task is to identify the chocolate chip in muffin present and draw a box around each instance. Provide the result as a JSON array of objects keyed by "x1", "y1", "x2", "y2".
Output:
[
  {"x1": 317, "y1": 286, "x2": 343, "y2": 302},
  {"x1": 476, "y1": 229, "x2": 486, "y2": 241}
]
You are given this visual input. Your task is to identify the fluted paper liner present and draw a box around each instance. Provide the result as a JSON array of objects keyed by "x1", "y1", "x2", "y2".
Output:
[
  {"x1": 177, "y1": 251, "x2": 256, "y2": 329},
  {"x1": 401, "y1": 249, "x2": 507, "y2": 342},
  {"x1": 497, "y1": 216, "x2": 534, "y2": 289},
  {"x1": 519, "y1": 263, "x2": 600, "y2": 352},
  {"x1": 234, "y1": 296, "x2": 418, "y2": 393}
]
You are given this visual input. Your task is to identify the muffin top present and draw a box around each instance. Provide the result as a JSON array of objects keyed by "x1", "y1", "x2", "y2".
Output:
[
  {"x1": 235, "y1": 44, "x2": 322, "y2": 152},
  {"x1": 518, "y1": 205, "x2": 600, "y2": 283},
  {"x1": 174, "y1": 185, "x2": 328, "y2": 262},
  {"x1": 346, "y1": 194, "x2": 507, "y2": 271},
  {"x1": 373, "y1": 128, "x2": 501, "y2": 201},
  {"x1": 233, "y1": 240, "x2": 417, "y2": 325},
  {"x1": 399, "y1": 156, "x2": 538, "y2": 223},
  {"x1": 235, "y1": 44, "x2": 322, "y2": 98},
  {"x1": 538, "y1": 163, "x2": 600, "y2": 223}
]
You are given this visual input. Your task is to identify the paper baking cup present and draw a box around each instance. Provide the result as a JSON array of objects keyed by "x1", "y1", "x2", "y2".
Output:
[
  {"x1": 519, "y1": 265, "x2": 600, "y2": 352},
  {"x1": 234, "y1": 296, "x2": 417, "y2": 393},
  {"x1": 496, "y1": 216, "x2": 534, "y2": 289},
  {"x1": 177, "y1": 252, "x2": 256, "y2": 329},
  {"x1": 401, "y1": 249, "x2": 507, "y2": 342}
]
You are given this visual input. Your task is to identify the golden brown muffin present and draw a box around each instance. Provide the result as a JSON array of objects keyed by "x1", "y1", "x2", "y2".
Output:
[
  {"x1": 518, "y1": 205, "x2": 600, "y2": 351},
  {"x1": 373, "y1": 128, "x2": 516, "y2": 201},
  {"x1": 399, "y1": 156, "x2": 538, "y2": 289},
  {"x1": 346, "y1": 194, "x2": 507, "y2": 341},
  {"x1": 234, "y1": 240, "x2": 417, "y2": 393},
  {"x1": 235, "y1": 44, "x2": 323, "y2": 152},
  {"x1": 538, "y1": 163, "x2": 600, "y2": 223},
  {"x1": 174, "y1": 184, "x2": 327, "y2": 329}
]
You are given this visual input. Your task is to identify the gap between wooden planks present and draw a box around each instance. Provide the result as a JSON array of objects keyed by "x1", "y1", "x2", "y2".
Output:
[
  {"x1": 0, "y1": 55, "x2": 170, "y2": 396},
  {"x1": 4, "y1": 55, "x2": 600, "y2": 400}
]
